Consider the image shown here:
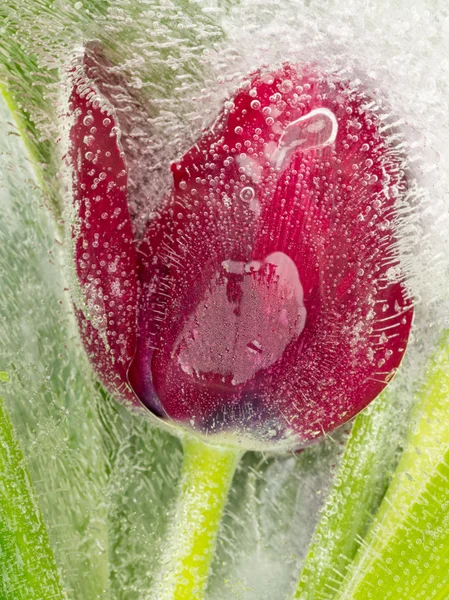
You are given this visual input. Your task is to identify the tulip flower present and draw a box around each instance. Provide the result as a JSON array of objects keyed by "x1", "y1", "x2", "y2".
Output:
[
  {"x1": 67, "y1": 55, "x2": 412, "y2": 450},
  {"x1": 66, "y1": 49, "x2": 413, "y2": 599}
]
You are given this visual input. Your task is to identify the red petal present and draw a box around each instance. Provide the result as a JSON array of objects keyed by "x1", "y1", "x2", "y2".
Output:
[
  {"x1": 68, "y1": 55, "x2": 139, "y2": 406},
  {"x1": 79, "y1": 42, "x2": 169, "y2": 238},
  {"x1": 130, "y1": 65, "x2": 413, "y2": 448}
]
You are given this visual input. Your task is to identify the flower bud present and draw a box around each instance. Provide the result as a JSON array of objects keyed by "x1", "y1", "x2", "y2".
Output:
[{"x1": 68, "y1": 57, "x2": 413, "y2": 450}]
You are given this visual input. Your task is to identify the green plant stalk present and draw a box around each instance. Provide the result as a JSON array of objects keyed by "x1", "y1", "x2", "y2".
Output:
[
  {"x1": 335, "y1": 331, "x2": 449, "y2": 599},
  {"x1": 150, "y1": 436, "x2": 241, "y2": 600},
  {"x1": 294, "y1": 388, "x2": 402, "y2": 600},
  {"x1": 0, "y1": 393, "x2": 66, "y2": 600}
]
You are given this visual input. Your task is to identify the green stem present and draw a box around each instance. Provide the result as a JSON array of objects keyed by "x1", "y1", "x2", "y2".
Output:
[
  {"x1": 150, "y1": 436, "x2": 241, "y2": 600},
  {"x1": 0, "y1": 392, "x2": 66, "y2": 599}
]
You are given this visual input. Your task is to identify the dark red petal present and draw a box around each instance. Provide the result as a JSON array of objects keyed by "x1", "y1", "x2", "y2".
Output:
[
  {"x1": 130, "y1": 65, "x2": 413, "y2": 448},
  {"x1": 67, "y1": 55, "x2": 139, "y2": 406}
]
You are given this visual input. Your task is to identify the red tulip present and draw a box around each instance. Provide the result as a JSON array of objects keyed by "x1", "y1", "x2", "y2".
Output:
[{"x1": 67, "y1": 55, "x2": 413, "y2": 450}]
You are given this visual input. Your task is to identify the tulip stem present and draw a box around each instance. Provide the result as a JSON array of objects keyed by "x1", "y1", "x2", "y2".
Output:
[{"x1": 151, "y1": 436, "x2": 241, "y2": 600}]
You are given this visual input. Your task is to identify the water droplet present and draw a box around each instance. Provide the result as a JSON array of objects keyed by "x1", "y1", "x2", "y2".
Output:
[
  {"x1": 250, "y1": 100, "x2": 261, "y2": 110},
  {"x1": 379, "y1": 332, "x2": 388, "y2": 344},
  {"x1": 234, "y1": 126, "x2": 243, "y2": 135}
]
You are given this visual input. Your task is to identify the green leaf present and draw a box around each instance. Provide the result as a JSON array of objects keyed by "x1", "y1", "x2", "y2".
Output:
[
  {"x1": 99, "y1": 396, "x2": 184, "y2": 600},
  {"x1": 0, "y1": 94, "x2": 110, "y2": 599},
  {"x1": 293, "y1": 378, "x2": 413, "y2": 600},
  {"x1": 0, "y1": 393, "x2": 66, "y2": 600},
  {"x1": 335, "y1": 332, "x2": 449, "y2": 599},
  {"x1": 208, "y1": 433, "x2": 350, "y2": 600}
]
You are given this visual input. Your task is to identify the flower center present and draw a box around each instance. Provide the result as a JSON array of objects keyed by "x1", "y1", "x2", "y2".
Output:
[{"x1": 173, "y1": 252, "x2": 307, "y2": 388}]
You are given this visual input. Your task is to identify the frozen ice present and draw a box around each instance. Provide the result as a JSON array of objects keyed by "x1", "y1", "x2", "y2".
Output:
[{"x1": 1, "y1": 0, "x2": 449, "y2": 598}]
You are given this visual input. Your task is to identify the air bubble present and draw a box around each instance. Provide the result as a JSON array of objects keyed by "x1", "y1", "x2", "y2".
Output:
[
  {"x1": 83, "y1": 135, "x2": 94, "y2": 146},
  {"x1": 240, "y1": 186, "x2": 255, "y2": 203},
  {"x1": 83, "y1": 114, "x2": 94, "y2": 127},
  {"x1": 278, "y1": 79, "x2": 293, "y2": 94}
]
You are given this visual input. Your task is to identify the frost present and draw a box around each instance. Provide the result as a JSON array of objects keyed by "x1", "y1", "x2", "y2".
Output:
[{"x1": 1, "y1": 0, "x2": 449, "y2": 598}]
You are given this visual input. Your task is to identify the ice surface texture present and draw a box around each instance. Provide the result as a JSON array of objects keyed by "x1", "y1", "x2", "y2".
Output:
[{"x1": 68, "y1": 54, "x2": 412, "y2": 450}]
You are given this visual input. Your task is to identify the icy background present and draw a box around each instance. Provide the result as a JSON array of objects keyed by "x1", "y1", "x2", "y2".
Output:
[{"x1": 1, "y1": 0, "x2": 449, "y2": 598}]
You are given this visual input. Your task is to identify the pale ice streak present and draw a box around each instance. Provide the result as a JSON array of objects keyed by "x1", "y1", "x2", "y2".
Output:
[{"x1": 174, "y1": 252, "x2": 307, "y2": 386}]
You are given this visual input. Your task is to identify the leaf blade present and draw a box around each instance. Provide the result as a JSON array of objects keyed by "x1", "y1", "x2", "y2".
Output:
[
  {"x1": 336, "y1": 332, "x2": 449, "y2": 599},
  {"x1": 0, "y1": 393, "x2": 66, "y2": 600}
]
